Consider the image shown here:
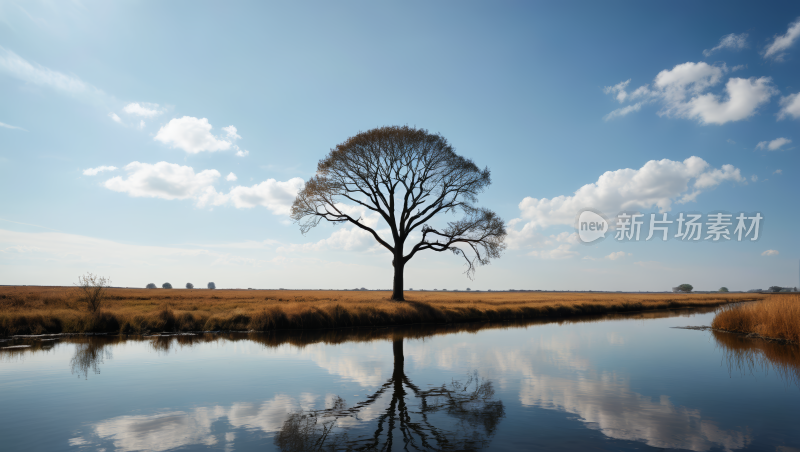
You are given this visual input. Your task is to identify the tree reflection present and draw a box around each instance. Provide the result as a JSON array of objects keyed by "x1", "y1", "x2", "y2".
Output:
[
  {"x1": 275, "y1": 338, "x2": 505, "y2": 451},
  {"x1": 712, "y1": 330, "x2": 800, "y2": 387},
  {"x1": 70, "y1": 338, "x2": 113, "y2": 379}
]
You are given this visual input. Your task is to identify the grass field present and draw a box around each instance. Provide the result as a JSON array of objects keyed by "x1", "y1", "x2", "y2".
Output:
[
  {"x1": 0, "y1": 286, "x2": 765, "y2": 336},
  {"x1": 712, "y1": 294, "x2": 800, "y2": 343}
]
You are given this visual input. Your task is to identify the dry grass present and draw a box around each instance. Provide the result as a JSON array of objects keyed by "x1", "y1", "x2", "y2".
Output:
[
  {"x1": 711, "y1": 294, "x2": 800, "y2": 343},
  {"x1": 0, "y1": 286, "x2": 764, "y2": 337}
]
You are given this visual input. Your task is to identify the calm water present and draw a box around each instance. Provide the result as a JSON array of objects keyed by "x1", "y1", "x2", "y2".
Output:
[{"x1": 2, "y1": 307, "x2": 799, "y2": 451}]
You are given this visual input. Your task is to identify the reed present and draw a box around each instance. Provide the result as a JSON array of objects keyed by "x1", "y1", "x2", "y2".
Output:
[
  {"x1": 0, "y1": 286, "x2": 764, "y2": 336},
  {"x1": 711, "y1": 295, "x2": 800, "y2": 343}
]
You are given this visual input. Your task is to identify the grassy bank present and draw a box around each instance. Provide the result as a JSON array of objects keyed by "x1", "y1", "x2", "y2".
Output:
[
  {"x1": 711, "y1": 294, "x2": 800, "y2": 343},
  {"x1": 0, "y1": 286, "x2": 764, "y2": 336}
]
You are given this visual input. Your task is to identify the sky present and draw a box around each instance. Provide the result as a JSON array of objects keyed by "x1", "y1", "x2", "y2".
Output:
[{"x1": 1, "y1": 1, "x2": 798, "y2": 291}]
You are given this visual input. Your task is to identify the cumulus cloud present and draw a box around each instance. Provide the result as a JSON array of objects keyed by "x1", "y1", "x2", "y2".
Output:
[
  {"x1": 703, "y1": 33, "x2": 748, "y2": 57},
  {"x1": 528, "y1": 244, "x2": 579, "y2": 260},
  {"x1": 761, "y1": 249, "x2": 779, "y2": 256},
  {"x1": 778, "y1": 92, "x2": 800, "y2": 120},
  {"x1": 123, "y1": 102, "x2": 163, "y2": 117},
  {"x1": 227, "y1": 178, "x2": 304, "y2": 215},
  {"x1": 104, "y1": 162, "x2": 224, "y2": 207},
  {"x1": 0, "y1": 45, "x2": 105, "y2": 101},
  {"x1": 109, "y1": 113, "x2": 122, "y2": 123},
  {"x1": 154, "y1": 117, "x2": 239, "y2": 154},
  {"x1": 83, "y1": 166, "x2": 118, "y2": 176},
  {"x1": 101, "y1": 161, "x2": 301, "y2": 213},
  {"x1": 506, "y1": 157, "x2": 744, "y2": 249},
  {"x1": 763, "y1": 17, "x2": 800, "y2": 61},
  {"x1": 0, "y1": 121, "x2": 25, "y2": 131},
  {"x1": 605, "y1": 251, "x2": 631, "y2": 260},
  {"x1": 755, "y1": 137, "x2": 791, "y2": 151},
  {"x1": 604, "y1": 62, "x2": 776, "y2": 124},
  {"x1": 236, "y1": 149, "x2": 249, "y2": 157}
]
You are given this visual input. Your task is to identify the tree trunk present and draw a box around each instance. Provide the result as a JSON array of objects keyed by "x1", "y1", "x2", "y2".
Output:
[{"x1": 391, "y1": 256, "x2": 405, "y2": 301}]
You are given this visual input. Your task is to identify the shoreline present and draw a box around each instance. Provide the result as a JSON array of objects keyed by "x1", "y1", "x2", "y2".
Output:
[{"x1": 1, "y1": 286, "x2": 765, "y2": 338}]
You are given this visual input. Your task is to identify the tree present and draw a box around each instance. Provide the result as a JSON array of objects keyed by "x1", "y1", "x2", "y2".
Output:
[
  {"x1": 677, "y1": 284, "x2": 693, "y2": 293},
  {"x1": 207, "y1": 282, "x2": 216, "y2": 289},
  {"x1": 768, "y1": 286, "x2": 784, "y2": 293},
  {"x1": 291, "y1": 126, "x2": 506, "y2": 301},
  {"x1": 146, "y1": 283, "x2": 157, "y2": 289},
  {"x1": 186, "y1": 283, "x2": 194, "y2": 289},
  {"x1": 719, "y1": 287, "x2": 729, "y2": 292},
  {"x1": 75, "y1": 273, "x2": 110, "y2": 313}
]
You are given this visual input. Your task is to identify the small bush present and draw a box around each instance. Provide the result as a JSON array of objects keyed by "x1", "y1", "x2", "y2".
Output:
[
  {"x1": 186, "y1": 283, "x2": 194, "y2": 289},
  {"x1": 146, "y1": 283, "x2": 157, "y2": 289},
  {"x1": 162, "y1": 282, "x2": 173, "y2": 289},
  {"x1": 75, "y1": 273, "x2": 110, "y2": 313},
  {"x1": 208, "y1": 282, "x2": 216, "y2": 289}
]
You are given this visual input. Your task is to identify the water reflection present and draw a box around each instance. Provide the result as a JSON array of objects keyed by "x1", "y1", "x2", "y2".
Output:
[
  {"x1": 3, "y1": 306, "x2": 789, "y2": 451},
  {"x1": 70, "y1": 337, "x2": 113, "y2": 379},
  {"x1": 712, "y1": 330, "x2": 800, "y2": 387},
  {"x1": 275, "y1": 339, "x2": 505, "y2": 451}
]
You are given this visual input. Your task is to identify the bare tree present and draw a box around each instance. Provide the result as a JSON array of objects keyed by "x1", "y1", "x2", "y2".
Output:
[
  {"x1": 75, "y1": 272, "x2": 110, "y2": 313},
  {"x1": 291, "y1": 126, "x2": 506, "y2": 301}
]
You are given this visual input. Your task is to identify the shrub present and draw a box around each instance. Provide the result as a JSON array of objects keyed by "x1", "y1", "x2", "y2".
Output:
[
  {"x1": 75, "y1": 273, "x2": 110, "y2": 313},
  {"x1": 208, "y1": 282, "x2": 216, "y2": 289},
  {"x1": 162, "y1": 282, "x2": 173, "y2": 289},
  {"x1": 146, "y1": 283, "x2": 157, "y2": 289},
  {"x1": 186, "y1": 283, "x2": 194, "y2": 289}
]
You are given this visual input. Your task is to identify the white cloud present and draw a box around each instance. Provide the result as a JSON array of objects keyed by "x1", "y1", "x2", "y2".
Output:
[
  {"x1": 528, "y1": 244, "x2": 579, "y2": 260},
  {"x1": 138, "y1": 120, "x2": 146, "y2": 129},
  {"x1": 83, "y1": 165, "x2": 118, "y2": 176},
  {"x1": 605, "y1": 251, "x2": 631, "y2": 260},
  {"x1": 604, "y1": 102, "x2": 645, "y2": 121},
  {"x1": 730, "y1": 64, "x2": 746, "y2": 72},
  {"x1": 703, "y1": 33, "x2": 748, "y2": 57},
  {"x1": 101, "y1": 161, "x2": 303, "y2": 214},
  {"x1": 755, "y1": 137, "x2": 791, "y2": 151},
  {"x1": 0, "y1": 121, "x2": 25, "y2": 131},
  {"x1": 604, "y1": 79, "x2": 631, "y2": 103},
  {"x1": 109, "y1": 112, "x2": 122, "y2": 124},
  {"x1": 751, "y1": 175, "x2": 758, "y2": 182},
  {"x1": 0, "y1": 45, "x2": 105, "y2": 100},
  {"x1": 684, "y1": 77, "x2": 776, "y2": 125},
  {"x1": 774, "y1": 169, "x2": 782, "y2": 175},
  {"x1": 154, "y1": 117, "x2": 238, "y2": 154},
  {"x1": 506, "y1": 157, "x2": 744, "y2": 249},
  {"x1": 761, "y1": 249, "x2": 779, "y2": 256},
  {"x1": 763, "y1": 17, "x2": 800, "y2": 61},
  {"x1": 123, "y1": 102, "x2": 163, "y2": 117},
  {"x1": 778, "y1": 92, "x2": 800, "y2": 120},
  {"x1": 726, "y1": 139, "x2": 736, "y2": 145},
  {"x1": 104, "y1": 162, "x2": 224, "y2": 207},
  {"x1": 604, "y1": 62, "x2": 776, "y2": 124},
  {"x1": 236, "y1": 149, "x2": 249, "y2": 157},
  {"x1": 227, "y1": 178, "x2": 304, "y2": 215}
]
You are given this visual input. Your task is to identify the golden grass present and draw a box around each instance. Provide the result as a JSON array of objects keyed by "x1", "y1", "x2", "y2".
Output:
[
  {"x1": 0, "y1": 286, "x2": 764, "y2": 336},
  {"x1": 711, "y1": 294, "x2": 800, "y2": 343}
]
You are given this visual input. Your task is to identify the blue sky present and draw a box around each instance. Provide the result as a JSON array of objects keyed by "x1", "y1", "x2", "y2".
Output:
[{"x1": 1, "y1": 1, "x2": 798, "y2": 291}]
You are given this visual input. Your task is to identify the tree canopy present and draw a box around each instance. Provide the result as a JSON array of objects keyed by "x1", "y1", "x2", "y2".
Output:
[{"x1": 291, "y1": 126, "x2": 506, "y2": 300}]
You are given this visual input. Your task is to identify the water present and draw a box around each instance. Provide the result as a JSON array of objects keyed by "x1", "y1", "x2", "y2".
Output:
[{"x1": 2, "y1": 307, "x2": 799, "y2": 451}]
